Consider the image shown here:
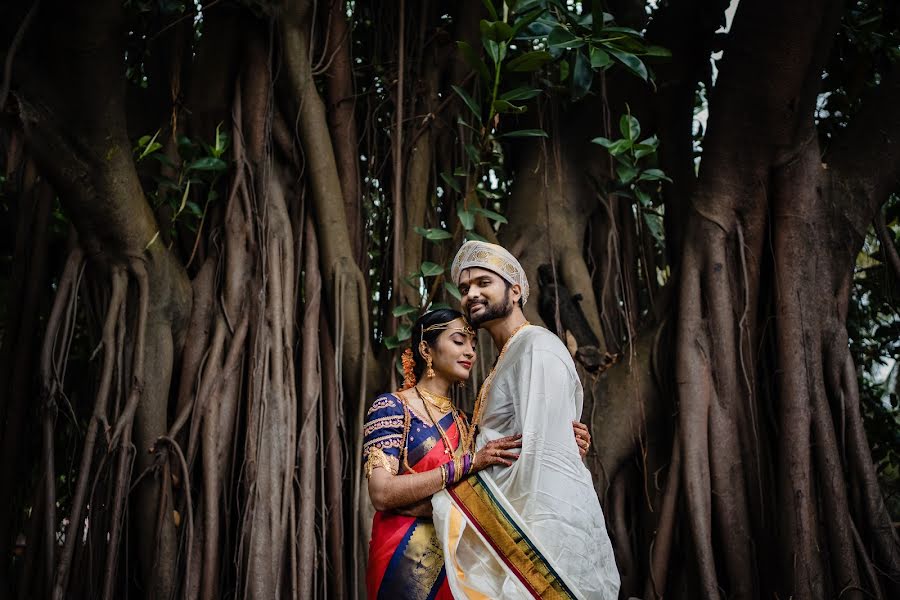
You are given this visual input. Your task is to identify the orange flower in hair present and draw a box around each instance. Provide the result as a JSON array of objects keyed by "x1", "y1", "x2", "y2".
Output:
[{"x1": 400, "y1": 348, "x2": 417, "y2": 390}]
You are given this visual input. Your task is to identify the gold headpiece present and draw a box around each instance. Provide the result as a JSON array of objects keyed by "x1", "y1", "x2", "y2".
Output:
[{"x1": 421, "y1": 320, "x2": 476, "y2": 343}]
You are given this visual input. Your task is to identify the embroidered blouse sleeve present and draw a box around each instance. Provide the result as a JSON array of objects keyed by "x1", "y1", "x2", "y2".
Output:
[{"x1": 362, "y1": 395, "x2": 406, "y2": 477}]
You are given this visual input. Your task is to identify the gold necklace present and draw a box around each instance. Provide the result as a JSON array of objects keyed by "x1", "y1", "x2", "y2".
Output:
[
  {"x1": 471, "y1": 321, "x2": 530, "y2": 437},
  {"x1": 415, "y1": 385, "x2": 453, "y2": 413},
  {"x1": 415, "y1": 387, "x2": 457, "y2": 456}
]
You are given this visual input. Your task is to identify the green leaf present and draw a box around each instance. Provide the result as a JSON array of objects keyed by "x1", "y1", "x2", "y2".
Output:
[
  {"x1": 445, "y1": 281, "x2": 462, "y2": 301},
  {"x1": 594, "y1": 138, "x2": 632, "y2": 155},
  {"x1": 483, "y1": 38, "x2": 504, "y2": 65},
  {"x1": 643, "y1": 45, "x2": 672, "y2": 57},
  {"x1": 642, "y1": 210, "x2": 664, "y2": 243},
  {"x1": 421, "y1": 262, "x2": 444, "y2": 277},
  {"x1": 634, "y1": 186, "x2": 652, "y2": 207},
  {"x1": 571, "y1": 50, "x2": 593, "y2": 101},
  {"x1": 464, "y1": 143, "x2": 481, "y2": 165},
  {"x1": 492, "y1": 99, "x2": 527, "y2": 114},
  {"x1": 600, "y1": 26, "x2": 643, "y2": 37},
  {"x1": 393, "y1": 304, "x2": 418, "y2": 317},
  {"x1": 414, "y1": 226, "x2": 453, "y2": 241},
  {"x1": 499, "y1": 128, "x2": 548, "y2": 138},
  {"x1": 175, "y1": 180, "x2": 192, "y2": 217},
  {"x1": 384, "y1": 335, "x2": 400, "y2": 350},
  {"x1": 397, "y1": 324, "x2": 413, "y2": 341},
  {"x1": 494, "y1": 21, "x2": 514, "y2": 42},
  {"x1": 452, "y1": 85, "x2": 481, "y2": 119},
  {"x1": 548, "y1": 26, "x2": 584, "y2": 49},
  {"x1": 638, "y1": 168, "x2": 672, "y2": 183},
  {"x1": 482, "y1": 0, "x2": 499, "y2": 21},
  {"x1": 136, "y1": 129, "x2": 163, "y2": 161},
  {"x1": 633, "y1": 145, "x2": 655, "y2": 159},
  {"x1": 457, "y1": 41, "x2": 491, "y2": 84},
  {"x1": 590, "y1": 47, "x2": 612, "y2": 69},
  {"x1": 607, "y1": 47, "x2": 648, "y2": 81},
  {"x1": 506, "y1": 50, "x2": 553, "y2": 72},
  {"x1": 440, "y1": 172, "x2": 462, "y2": 194},
  {"x1": 213, "y1": 123, "x2": 230, "y2": 157},
  {"x1": 188, "y1": 157, "x2": 228, "y2": 171},
  {"x1": 472, "y1": 206, "x2": 508, "y2": 223},
  {"x1": 510, "y1": 6, "x2": 543, "y2": 37},
  {"x1": 458, "y1": 206, "x2": 475, "y2": 230},
  {"x1": 559, "y1": 59, "x2": 570, "y2": 82},
  {"x1": 616, "y1": 163, "x2": 638, "y2": 184},
  {"x1": 186, "y1": 201, "x2": 203, "y2": 217},
  {"x1": 619, "y1": 114, "x2": 641, "y2": 141},
  {"x1": 500, "y1": 86, "x2": 542, "y2": 102}
]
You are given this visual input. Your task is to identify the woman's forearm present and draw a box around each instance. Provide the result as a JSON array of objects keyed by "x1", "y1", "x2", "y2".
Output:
[{"x1": 368, "y1": 466, "x2": 445, "y2": 512}]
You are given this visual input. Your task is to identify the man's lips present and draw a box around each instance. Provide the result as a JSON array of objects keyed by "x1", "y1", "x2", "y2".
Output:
[{"x1": 469, "y1": 302, "x2": 486, "y2": 314}]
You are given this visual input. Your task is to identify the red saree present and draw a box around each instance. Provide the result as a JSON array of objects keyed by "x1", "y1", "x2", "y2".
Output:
[{"x1": 364, "y1": 393, "x2": 463, "y2": 600}]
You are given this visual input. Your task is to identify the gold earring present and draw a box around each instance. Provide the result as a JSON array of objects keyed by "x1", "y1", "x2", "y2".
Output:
[{"x1": 425, "y1": 354, "x2": 435, "y2": 379}]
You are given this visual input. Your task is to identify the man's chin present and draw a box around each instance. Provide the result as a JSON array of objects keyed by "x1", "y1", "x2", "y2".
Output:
[{"x1": 468, "y1": 305, "x2": 486, "y2": 322}]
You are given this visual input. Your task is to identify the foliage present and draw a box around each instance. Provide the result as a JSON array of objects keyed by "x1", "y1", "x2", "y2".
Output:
[
  {"x1": 384, "y1": 0, "x2": 667, "y2": 348},
  {"x1": 133, "y1": 124, "x2": 231, "y2": 248},
  {"x1": 848, "y1": 194, "x2": 900, "y2": 518},
  {"x1": 592, "y1": 110, "x2": 670, "y2": 249}
]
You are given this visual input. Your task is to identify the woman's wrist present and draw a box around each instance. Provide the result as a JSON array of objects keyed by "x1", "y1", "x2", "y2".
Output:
[{"x1": 442, "y1": 452, "x2": 473, "y2": 487}]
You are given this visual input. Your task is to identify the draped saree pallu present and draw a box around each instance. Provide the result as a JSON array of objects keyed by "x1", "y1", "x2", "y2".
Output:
[
  {"x1": 439, "y1": 473, "x2": 579, "y2": 600},
  {"x1": 364, "y1": 393, "x2": 464, "y2": 600}
]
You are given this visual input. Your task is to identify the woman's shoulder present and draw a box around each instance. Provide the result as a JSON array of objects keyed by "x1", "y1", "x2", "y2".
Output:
[{"x1": 365, "y1": 392, "x2": 406, "y2": 419}]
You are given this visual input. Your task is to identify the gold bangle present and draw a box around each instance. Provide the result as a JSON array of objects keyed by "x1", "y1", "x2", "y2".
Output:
[{"x1": 440, "y1": 464, "x2": 448, "y2": 488}]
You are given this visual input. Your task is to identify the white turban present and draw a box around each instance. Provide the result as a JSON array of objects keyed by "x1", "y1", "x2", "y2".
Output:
[{"x1": 450, "y1": 241, "x2": 530, "y2": 305}]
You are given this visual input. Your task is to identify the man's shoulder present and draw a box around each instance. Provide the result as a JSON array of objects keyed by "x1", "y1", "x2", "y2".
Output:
[{"x1": 517, "y1": 326, "x2": 574, "y2": 364}]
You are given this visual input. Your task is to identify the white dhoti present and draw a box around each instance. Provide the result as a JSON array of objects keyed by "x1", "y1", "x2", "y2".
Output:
[{"x1": 432, "y1": 326, "x2": 620, "y2": 599}]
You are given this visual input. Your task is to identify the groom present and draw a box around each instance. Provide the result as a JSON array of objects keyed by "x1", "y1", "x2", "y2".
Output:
[{"x1": 431, "y1": 241, "x2": 620, "y2": 599}]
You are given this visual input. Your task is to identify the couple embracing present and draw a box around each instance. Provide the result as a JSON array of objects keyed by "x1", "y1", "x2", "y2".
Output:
[{"x1": 363, "y1": 241, "x2": 620, "y2": 600}]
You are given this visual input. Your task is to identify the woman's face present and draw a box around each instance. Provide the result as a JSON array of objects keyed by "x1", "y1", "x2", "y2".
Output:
[{"x1": 425, "y1": 318, "x2": 477, "y2": 383}]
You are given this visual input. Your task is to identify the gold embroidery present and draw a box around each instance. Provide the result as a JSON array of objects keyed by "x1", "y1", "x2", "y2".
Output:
[
  {"x1": 363, "y1": 434, "x2": 402, "y2": 453},
  {"x1": 363, "y1": 415, "x2": 405, "y2": 437},
  {"x1": 364, "y1": 447, "x2": 399, "y2": 477},
  {"x1": 367, "y1": 395, "x2": 399, "y2": 415}
]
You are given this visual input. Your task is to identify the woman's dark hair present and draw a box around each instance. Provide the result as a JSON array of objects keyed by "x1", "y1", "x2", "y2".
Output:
[{"x1": 410, "y1": 308, "x2": 468, "y2": 379}]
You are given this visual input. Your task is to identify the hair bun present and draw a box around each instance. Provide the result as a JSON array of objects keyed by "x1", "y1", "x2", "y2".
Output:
[{"x1": 400, "y1": 348, "x2": 416, "y2": 390}]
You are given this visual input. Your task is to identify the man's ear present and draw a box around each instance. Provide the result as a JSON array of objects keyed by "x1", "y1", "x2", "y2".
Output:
[{"x1": 510, "y1": 283, "x2": 523, "y2": 303}]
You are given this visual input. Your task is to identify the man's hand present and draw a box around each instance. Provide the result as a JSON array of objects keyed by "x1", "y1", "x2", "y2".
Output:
[{"x1": 573, "y1": 421, "x2": 591, "y2": 458}]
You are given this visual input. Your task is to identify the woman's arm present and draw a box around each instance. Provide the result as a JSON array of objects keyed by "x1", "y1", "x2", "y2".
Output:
[{"x1": 367, "y1": 434, "x2": 523, "y2": 512}]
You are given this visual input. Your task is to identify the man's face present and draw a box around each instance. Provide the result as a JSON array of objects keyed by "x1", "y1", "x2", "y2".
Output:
[{"x1": 457, "y1": 267, "x2": 519, "y2": 326}]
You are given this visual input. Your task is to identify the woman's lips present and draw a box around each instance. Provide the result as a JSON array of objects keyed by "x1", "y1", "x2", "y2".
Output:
[{"x1": 458, "y1": 361, "x2": 472, "y2": 369}]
